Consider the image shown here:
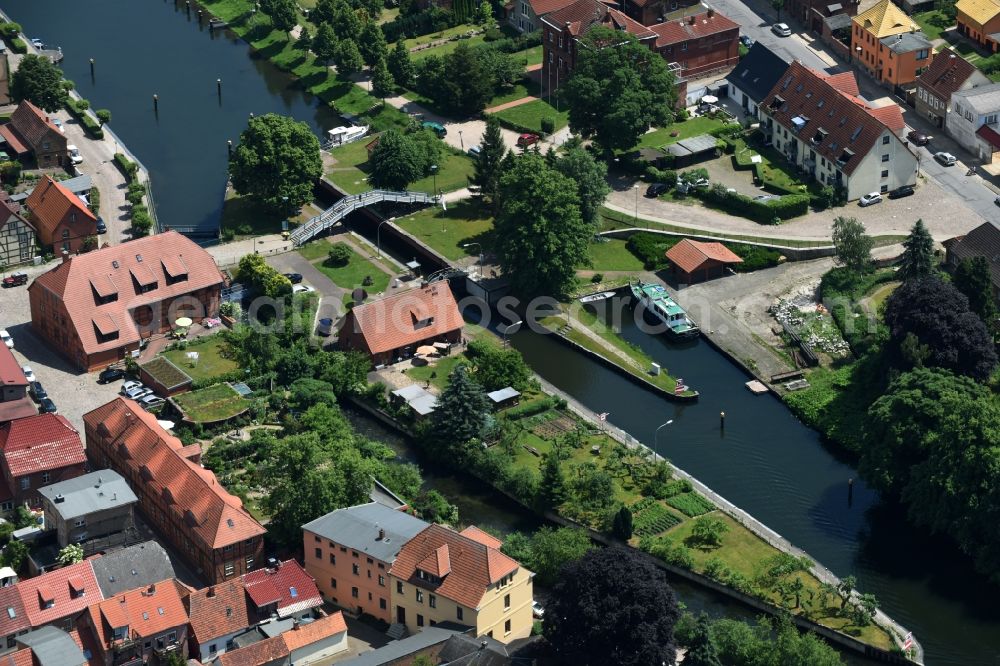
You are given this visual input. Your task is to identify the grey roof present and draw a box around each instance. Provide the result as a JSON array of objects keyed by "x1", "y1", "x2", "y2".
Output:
[
  {"x1": 880, "y1": 32, "x2": 931, "y2": 54},
  {"x1": 438, "y1": 633, "x2": 512, "y2": 666},
  {"x1": 302, "y1": 502, "x2": 428, "y2": 564},
  {"x1": 726, "y1": 42, "x2": 790, "y2": 104},
  {"x1": 824, "y1": 13, "x2": 853, "y2": 30},
  {"x1": 487, "y1": 387, "x2": 520, "y2": 403},
  {"x1": 38, "y1": 470, "x2": 138, "y2": 521},
  {"x1": 369, "y1": 480, "x2": 407, "y2": 510},
  {"x1": 90, "y1": 541, "x2": 180, "y2": 597},
  {"x1": 391, "y1": 385, "x2": 438, "y2": 415},
  {"x1": 337, "y1": 627, "x2": 465, "y2": 666},
  {"x1": 665, "y1": 134, "x2": 719, "y2": 157},
  {"x1": 952, "y1": 82, "x2": 1000, "y2": 114},
  {"x1": 16, "y1": 626, "x2": 87, "y2": 666},
  {"x1": 949, "y1": 221, "x2": 1000, "y2": 289}
]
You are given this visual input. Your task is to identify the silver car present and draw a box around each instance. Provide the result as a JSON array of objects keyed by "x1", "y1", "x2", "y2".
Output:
[
  {"x1": 934, "y1": 151, "x2": 957, "y2": 166},
  {"x1": 124, "y1": 385, "x2": 152, "y2": 401},
  {"x1": 771, "y1": 23, "x2": 792, "y2": 37}
]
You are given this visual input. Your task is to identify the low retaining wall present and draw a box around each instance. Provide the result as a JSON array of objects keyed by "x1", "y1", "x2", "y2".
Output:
[{"x1": 599, "y1": 227, "x2": 836, "y2": 261}]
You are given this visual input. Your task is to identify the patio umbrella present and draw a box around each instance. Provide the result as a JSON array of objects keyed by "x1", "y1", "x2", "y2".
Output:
[
  {"x1": 416, "y1": 345, "x2": 437, "y2": 356},
  {"x1": 701, "y1": 95, "x2": 718, "y2": 104},
  {"x1": 175, "y1": 316, "x2": 193, "y2": 328}
]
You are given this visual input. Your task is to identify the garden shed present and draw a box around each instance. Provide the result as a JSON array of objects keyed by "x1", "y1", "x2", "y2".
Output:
[
  {"x1": 663, "y1": 134, "x2": 720, "y2": 168},
  {"x1": 487, "y1": 387, "x2": 521, "y2": 410},
  {"x1": 138, "y1": 357, "x2": 193, "y2": 397}
]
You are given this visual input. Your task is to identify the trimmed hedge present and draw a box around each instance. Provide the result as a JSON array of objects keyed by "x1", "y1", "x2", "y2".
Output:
[
  {"x1": 9, "y1": 38, "x2": 26, "y2": 54},
  {"x1": 114, "y1": 153, "x2": 139, "y2": 182},
  {"x1": 698, "y1": 185, "x2": 808, "y2": 224},
  {"x1": 65, "y1": 99, "x2": 104, "y2": 139}
]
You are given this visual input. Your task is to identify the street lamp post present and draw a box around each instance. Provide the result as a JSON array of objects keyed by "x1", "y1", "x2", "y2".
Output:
[
  {"x1": 376, "y1": 219, "x2": 390, "y2": 258},
  {"x1": 462, "y1": 242, "x2": 482, "y2": 278},
  {"x1": 653, "y1": 419, "x2": 674, "y2": 461},
  {"x1": 430, "y1": 164, "x2": 438, "y2": 198},
  {"x1": 502, "y1": 319, "x2": 523, "y2": 347},
  {"x1": 458, "y1": 129, "x2": 464, "y2": 151},
  {"x1": 633, "y1": 184, "x2": 640, "y2": 228}
]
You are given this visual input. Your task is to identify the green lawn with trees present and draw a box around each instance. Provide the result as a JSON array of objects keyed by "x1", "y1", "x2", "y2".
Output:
[
  {"x1": 491, "y1": 99, "x2": 568, "y2": 134},
  {"x1": 313, "y1": 241, "x2": 391, "y2": 294},
  {"x1": 394, "y1": 200, "x2": 494, "y2": 260},
  {"x1": 161, "y1": 337, "x2": 239, "y2": 383}
]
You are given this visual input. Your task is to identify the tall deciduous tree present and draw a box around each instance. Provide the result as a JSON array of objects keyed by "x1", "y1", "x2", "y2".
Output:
[
  {"x1": 899, "y1": 218, "x2": 936, "y2": 281},
  {"x1": 470, "y1": 116, "x2": 507, "y2": 211},
  {"x1": 10, "y1": 54, "x2": 67, "y2": 112},
  {"x1": 334, "y1": 38, "x2": 364, "y2": 76},
  {"x1": 358, "y1": 21, "x2": 388, "y2": 67},
  {"x1": 953, "y1": 256, "x2": 997, "y2": 324},
  {"x1": 439, "y1": 43, "x2": 493, "y2": 115},
  {"x1": 371, "y1": 57, "x2": 395, "y2": 104},
  {"x1": 464, "y1": 339, "x2": 531, "y2": 391},
  {"x1": 562, "y1": 27, "x2": 676, "y2": 153},
  {"x1": 388, "y1": 40, "x2": 415, "y2": 88},
  {"x1": 369, "y1": 130, "x2": 424, "y2": 190},
  {"x1": 229, "y1": 113, "x2": 322, "y2": 214},
  {"x1": 312, "y1": 23, "x2": 339, "y2": 63},
  {"x1": 554, "y1": 147, "x2": 610, "y2": 227},
  {"x1": 259, "y1": 0, "x2": 298, "y2": 32},
  {"x1": 494, "y1": 152, "x2": 589, "y2": 297},
  {"x1": 831, "y1": 216, "x2": 873, "y2": 273},
  {"x1": 311, "y1": 0, "x2": 338, "y2": 24},
  {"x1": 883, "y1": 276, "x2": 997, "y2": 381},
  {"x1": 329, "y1": 0, "x2": 362, "y2": 40},
  {"x1": 431, "y1": 364, "x2": 491, "y2": 447},
  {"x1": 545, "y1": 546, "x2": 679, "y2": 666}
]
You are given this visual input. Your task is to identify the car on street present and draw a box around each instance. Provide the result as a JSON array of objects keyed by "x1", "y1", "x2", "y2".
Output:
[
  {"x1": 52, "y1": 118, "x2": 64, "y2": 133},
  {"x1": 67, "y1": 145, "x2": 83, "y2": 165},
  {"x1": 421, "y1": 121, "x2": 447, "y2": 138},
  {"x1": 98, "y1": 367, "x2": 126, "y2": 384},
  {"x1": 139, "y1": 395, "x2": 166, "y2": 411},
  {"x1": 3, "y1": 272, "x2": 28, "y2": 288},
  {"x1": 995, "y1": 195, "x2": 1000, "y2": 207},
  {"x1": 121, "y1": 380, "x2": 143, "y2": 395},
  {"x1": 934, "y1": 151, "x2": 957, "y2": 165},
  {"x1": 0, "y1": 330, "x2": 11, "y2": 349},
  {"x1": 859, "y1": 192, "x2": 883, "y2": 207},
  {"x1": 740, "y1": 35, "x2": 754, "y2": 48},
  {"x1": 907, "y1": 130, "x2": 930, "y2": 146},
  {"x1": 29, "y1": 382, "x2": 47, "y2": 402},
  {"x1": 21, "y1": 366, "x2": 35, "y2": 383},
  {"x1": 771, "y1": 23, "x2": 792, "y2": 37},
  {"x1": 645, "y1": 182, "x2": 669, "y2": 197},
  {"x1": 532, "y1": 601, "x2": 545, "y2": 618},
  {"x1": 96, "y1": 217, "x2": 107, "y2": 234},
  {"x1": 124, "y1": 386, "x2": 153, "y2": 401},
  {"x1": 39, "y1": 397, "x2": 57, "y2": 414},
  {"x1": 467, "y1": 145, "x2": 481, "y2": 158},
  {"x1": 888, "y1": 185, "x2": 915, "y2": 199},
  {"x1": 30, "y1": 38, "x2": 44, "y2": 49},
  {"x1": 292, "y1": 284, "x2": 316, "y2": 294},
  {"x1": 283, "y1": 272, "x2": 303, "y2": 284},
  {"x1": 516, "y1": 133, "x2": 539, "y2": 148}
]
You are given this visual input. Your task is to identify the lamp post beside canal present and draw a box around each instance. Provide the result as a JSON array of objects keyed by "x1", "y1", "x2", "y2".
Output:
[
  {"x1": 653, "y1": 419, "x2": 673, "y2": 461},
  {"x1": 502, "y1": 320, "x2": 523, "y2": 347},
  {"x1": 462, "y1": 242, "x2": 482, "y2": 278}
]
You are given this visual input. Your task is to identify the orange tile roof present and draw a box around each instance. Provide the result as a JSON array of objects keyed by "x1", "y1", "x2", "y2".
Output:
[
  {"x1": 15, "y1": 561, "x2": 102, "y2": 629},
  {"x1": 0, "y1": 125, "x2": 28, "y2": 155},
  {"x1": 82, "y1": 398, "x2": 266, "y2": 550},
  {"x1": 528, "y1": 0, "x2": 578, "y2": 16},
  {"x1": 822, "y1": 71, "x2": 861, "y2": 97},
  {"x1": 217, "y1": 635, "x2": 288, "y2": 666},
  {"x1": 187, "y1": 581, "x2": 252, "y2": 643},
  {"x1": 459, "y1": 526, "x2": 503, "y2": 550},
  {"x1": 391, "y1": 524, "x2": 523, "y2": 610},
  {"x1": 88, "y1": 580, "x2": 189, "y2": 646},
  {"x1": 666, "y1": 239, "x2": 743, "y2": 275},
  {"x1": 869, "y1": 105, "x2": 905, "y2": 133},
  {"x1": 650, "y1": 10, "x2": 739, "y2": 47},
  {"x1": 0, "y1": 413, "x2": 85, "y2": 477},
  {"x1": 24, "y1": 176, "x2": 96, "y2": 241},
  {"x1": 0, "y1": 648, "x2": 33, "y2": 666},
  {"x1": 242, "y1": 560, "x2": 322, "y2": 618},
  {"x1": 0, "y1": 586, "x2": 29, "y2": 637},
  {"x1": 345, "y1": 284, "x2": 464, "y2": 355},
  {"x1": 416, "y1": 545, "x2": 452, "y2": 578},
  {"x1": 9, "y1": 101, "x2": 63, "y2": 153},
  {"x1": 0, "y1": 344, "x2": 27, "y2": 388},
  {"x1": 281, "y1": 612, "x2": 347, "y2": 651}
]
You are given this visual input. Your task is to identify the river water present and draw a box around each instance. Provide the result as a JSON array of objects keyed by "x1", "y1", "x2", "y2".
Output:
[{"x1": 7, "y1": 0, "x2": 1000, "y2": 662}]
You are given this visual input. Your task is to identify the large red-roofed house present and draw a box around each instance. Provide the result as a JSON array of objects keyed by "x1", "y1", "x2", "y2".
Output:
[
  {"x1": 24, "y1": 176, "x2": 97, "y2": 256},
  {"x1": 0, "y1": 413, "x2": 87, "y2": 511},
  {"x1": 29, "y1": 230, "x2": 225, "y2": 372},
  {"x1": 83, "y1": 398, "x2": 266, "y2": 585},
  {"x1": 339, "y1": 284, "x2": 464, "y2": 367},
  {"x1": 0, "y1": 101, "x2": 67, "y2": 168},
  {"x1": 14, "y1": 561, "x2": 101, "y2": 633}
]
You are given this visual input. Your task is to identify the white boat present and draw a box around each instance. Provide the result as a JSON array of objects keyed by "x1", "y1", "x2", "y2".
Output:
[
  {"x1": 325, "y1": 125, "x2": 369, "y2": 148},
  {"x1": 630, "y1": 280, "x2": 699, "y2": 340},
  {"x1": 579, "y1": 291, "x2": 616, "y2": 303}
]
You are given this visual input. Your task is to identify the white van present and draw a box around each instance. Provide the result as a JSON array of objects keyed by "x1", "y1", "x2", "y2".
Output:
[{"x1": 67, "y1": 145, "x2": 83, "y2": 165}]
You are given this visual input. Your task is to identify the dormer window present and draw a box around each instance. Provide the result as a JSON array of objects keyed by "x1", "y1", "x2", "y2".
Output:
[
  {"x1": 812, "y1": 128, "x2": 828, "y2": 144},
  {"x1": 837, "y1": 148, "x2": 855, "y2": 164},
  {"x1": 769, "y1": 95, "x2": 785, "y2": 110}
]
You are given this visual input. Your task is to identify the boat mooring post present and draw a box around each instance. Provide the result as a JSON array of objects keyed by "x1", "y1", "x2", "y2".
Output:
[
  {"x1": 848, "y1": 478, "x2": 854, "y2": 507},
  {"x1": 720, "y1": 411, "x2": 725, "y2": 431}
]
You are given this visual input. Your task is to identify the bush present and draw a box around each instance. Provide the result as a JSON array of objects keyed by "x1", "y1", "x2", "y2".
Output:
[
  {"x1": 540, "y1": 116, "x2": 555, "y2": 135},
  {"x1": 8, "y1": 38, "x2": 26, "y2": 54},
  {"x1": 114, "y1": 153, "x2": 139, "y2": 182},
  {"x1": 326, "y1": 243, "x2": 353, "y2": 267},
  {"x1": 0, "y1": 161, "x2": 20, "y2": 184},
  {"x1": 88, "y1": 186, "x2": 100, "y2": 215},
  {"x1": 644, "y1": 166, "x2": 676, "y2": 187},
  {"x1": 65, "y1": 99, "x2": 103, "y2": 139},
  {"x1": 0, "y1": 23, "x2": 21, "y2": 40},
  {"x1": 590, "y1": 273, "x2": 603, "y2": 283},
  {"x1": 61, "y1": 80, "x2": 75, "y2": 91},
  {"x1": 698, "y1": 185, "x2": 808, "y2": 224},
  {"x1": 95, "y1": 109, "x2": 112, "y2": 125},
  {"x1": 627, "y1": 232, "x2": 672, "y2": 270}
]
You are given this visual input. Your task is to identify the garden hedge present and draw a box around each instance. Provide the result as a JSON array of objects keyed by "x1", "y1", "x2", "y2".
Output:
[{"x1": 65, "y1": 99, "x2": 104, "y2": 139}]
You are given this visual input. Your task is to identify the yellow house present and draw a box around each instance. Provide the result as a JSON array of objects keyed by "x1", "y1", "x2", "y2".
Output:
[
  {"x1": 389, "y1": 524, "x2": 534, "y2": 642},
  {"x1": 851, "y1": 0, "x2": 926, "y2": 85},
  {"x1": 957, "y1": 0, "x2": 1000, "y2": 51}
]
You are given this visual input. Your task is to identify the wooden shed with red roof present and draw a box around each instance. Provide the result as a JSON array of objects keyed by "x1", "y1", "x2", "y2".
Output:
[
  {"x1": 24, "y1": 176, "x2": 97, "y2": 255},
  {"x1": 666, "y1": 238, "x2": 743, "y2": 283}
]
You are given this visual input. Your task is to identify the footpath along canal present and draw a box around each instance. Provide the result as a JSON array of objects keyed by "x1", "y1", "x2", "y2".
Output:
[{"x1": 8, "y1": 0, "x2": 1000, "y2": 662}]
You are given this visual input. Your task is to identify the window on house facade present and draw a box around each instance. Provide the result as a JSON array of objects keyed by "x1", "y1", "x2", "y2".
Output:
[
  {"x1": 74, "y1": 519, "x2": 86, "y2": 528},
  {"x1": 224, "y1": 562, "x2": 235, "y2": 577},
  {"x1": 246, "y1": 556, "x2": 254, "y2": 569},
  {"x1": 19, "y1": 479, "x2": 28, "y2": 491},
  {"x1": 352, "y1": 563, "x2": 359, "y2": 575},
  {"x1": 417, "y1": 614, "x2": 424, "y2": 627},
  {"x1": 882, "y1": 135, "x2": 890, "y2": 144},
  {"x1": 41, "y1": 472, "x2": 50, "y2": 484},
  {"x1": 315, "y1": 548, "x2": 322, "y2": 559},
  {"x1": 167, "y1": 632, "x2": 176, "y2": 644},
  {"x1": 397, "y1": 581, "x2": 404, "y2": 594},
  {"x1": 416, "y1": 590, "x2": 424, "y2": 603},
  {"x1": 917, "y1": 49, "x2": 928, "y2": 59},
  {"x1": 380, "y1": 598, "x2": 387, "y2": 610},
  {"x1": 329, "y1": 553, "x2": 336, "y2": 565},
  {"x1": 429, "y1": 594, "x2": 436, "y2": 608},
  {"x1": 457, "y1": 607, "x2": 464, "y2": 620},
  {"x1": 378, "y1": 575, "x2": 385, "y2": 586},
  {"x1": 330, "y1": 578, "x2": 337, "y2": 588},
  {"x1": 352, "y1": 587, "x2": 359, "y2": 598},
  {"x1": 988, "y1": 114, "x2": 998, "y2": 124},
  {"x1": 521, "y1": 2, "x2": 528, "y2": 13},
  {"x1": 881, "y1": 169, "x2": 889, "y2": 178},
  {"x1": 881, "y1": 154, "x2": 889, "y2": 162},
  {"x1": 505, "y1": 619, "x2": 511, "y2": 634}
]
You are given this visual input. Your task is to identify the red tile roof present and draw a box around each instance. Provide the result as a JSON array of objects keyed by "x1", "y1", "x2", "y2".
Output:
[
  {"x1": 869, "y1": 104, "x2": 905, "y2": 133},
  {"x1": 87, "y1": 580, "x2": 189, "y2": 647},
  {"x1": 391, "y1": 524, "x2": 522, "y2": 610},
  {"x1": 0, "y1": 399, "x2": 39, "y2": 425},
  {"x1": 459, "y1": 526, "x2": 503, "y2": 550},
  {"x1": 217, "y1": 635, "x2": 288, "y2": 666},
  {"x1": 0, "y1": 648, "x2": 33, "y2": 666},
  {"x1": 24, "y1": 176, "x2": 96, "y2": 242},
  {"x1": 0, "y1": 345, "x2": 27, "y2": 389},
  {"x1": 242, "y1": 560, "x2": 322, "y2": 618},
  {"x1": 0, "y1": 125, "x2": 28, "y2": 156},
  {"x1": 0, "y1": 585, "x2": 30, "y2": 638},
  {"x1": 822, "y1": 71, "x2": 861, "y2": 97},
  {"x1": 15, "y1": 561, "x2": 102, "y2": 629},
  {"x1": 187, "y1": 581, "x2": 253, "y2": 643},
  {"x1": 82, "y1": 398, "x2": 266, "y2": 550},
  {"x1": 528, "y1": 0, "x2": 578, "y2": 17},
  {"x1": 761, "y1": 61, "x2": 904, "y2": 176},
  {"x1": 977, "y1": 123, "x2": 1000, "y2": 149},
  {"x1": 650, "y1": 10, "x2": 739, "y2": 47},
  {"x1": 280, "y1": 612, "x2": 347, "y2": 651},
  {"x1": 543, "y1": 0, "x2": 653, "y2": 38},
  {"x1": 416, "y1": 545, "x2": 452, "y2": 578},
  {"x1": 30, "y1": 231, "x2": 225, "y2": 362},
  {"x1": 9, "y1": 101, "x2": 63, "y2": 153},
  {"x1": 666, "y1": 239, "x2": 743, "y2": 275},
  {"x1": 919, "y1": 48, "x2": 983, "y2": 101},
  {"x1": 345, "y1": 284, "x2": 464, "y2": 356},
  {"x1": 0, "y1": 413, "x2": 85, "y2": 477}
]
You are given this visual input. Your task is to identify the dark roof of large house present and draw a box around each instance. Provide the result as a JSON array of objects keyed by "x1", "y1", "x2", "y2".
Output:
[
  {"x1": 9, "y1": 101, "x2": 63, "y2": 152},
  {"x1": 760, "y1": 61, "x2": 905, "y2": 176},
  {"x1": 437, "y1": 633, "x2": 512, "y2": 666},
  {"x1": 727, "y1": 43, "x2": 790, "y2": 104},
  {"x1": 336, "y1": 626, "x2": 467, "y2": 666},
  {"x1": 649, "y1": 9, "x2": 739, "y2": 47},
  {"x1": 89, "y1": 541, "x2": 181, "y2": 598},
  {"x1": 542, "y1": 0, "x2": 654, "y2": 38},
  {"x1": 918, "y1": 48, "x2": 984, "y2": 100},
  {"x1": 303, "y1": 502, "x2": 429, "y2": 564},
  {"x1": 949, "y1": 221, "x2": 1000, "y2": 289}
]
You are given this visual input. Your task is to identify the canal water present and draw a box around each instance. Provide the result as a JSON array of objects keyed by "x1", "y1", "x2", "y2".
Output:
[{"x1": 7, "y1": 0, "x2": 999, "y2": 662}]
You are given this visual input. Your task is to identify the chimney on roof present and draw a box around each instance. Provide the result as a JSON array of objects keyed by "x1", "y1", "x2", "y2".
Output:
[
  {"x1": 707, "y1": 7, "x2": 714, "y2": 17},
  {"x1": 689, "y1": 14, "x2": 696, "y2": 23},
  {"x1": 61, "y1": 251, "x2": 69, "y2": 264},
  {"x1": 146, "y1": 583, "x2": 156, "y2": 596},
  {"x1": 207, "y1": 586, "x2": 216, "y2": 598},
  {"x1": 292, "y1": 619, "x2": 300, "y2": 630},
  {"x1": 275, "y1": 560, "x2": 282, "y2": 570},
  {"x1": 565, "y1": 20, "x2": 571, "y2": 27},
  {"x1": 54, "y1": 494, "x2": 64, "y2": 504},
  {"x1": 378, "y1": 527, "x2": 386, "y2": 541},
  {"x1": 481, "y1": 641, "x2": 488, "y2": 650}
]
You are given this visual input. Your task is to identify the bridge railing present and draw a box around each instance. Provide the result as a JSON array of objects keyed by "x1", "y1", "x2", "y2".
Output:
[{"x1": 290, "y1": 189, "x2": 438, "y2": 246}]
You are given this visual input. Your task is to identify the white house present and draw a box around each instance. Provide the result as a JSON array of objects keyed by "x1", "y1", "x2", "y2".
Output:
[{"x1": 946, "y1": 82, "x2": 1000, "y2": 162}]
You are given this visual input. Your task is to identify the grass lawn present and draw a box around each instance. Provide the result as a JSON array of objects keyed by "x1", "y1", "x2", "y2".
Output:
[
  {"x1": 326, "y1": 137, "x2": 473, "y2": 196},
  {"x1": 394, "y1": 200, "x2": 495, "y2": 260},
  {"x1": 637, "y1": 117, "x2": 730, "y2": 149},
  {"x1": 586, "y1": 238, "x2": 646, "y2": 272},
  {"x1": 411, "y1": 151, "x2": 475, "y2": 194},
  {"x1": 487, "y1": 78, "x2": 541, "y2": 109},
  {"x1": 404, "y1": 355, "x2": 464, "y2": 392},
  {"x1": 174, "y1": 383, "x2": 248, "y2": 423},
  {"x1": 298, "y1": 237, "x2": 333, "y2": 261},
  {"x1": 411, "y1": 34, "x2": 488, "y2": 60},
  {"x1": 492, "y1": 99, "x2": 568, "y2": 133},
  {"x1": 313, "y1": 243, "x2": 392, "y2": 294},
  {"x1": 868, "y1": 281, "x2": 900, "y2": 311},
  {"x1": 511, "y1": 44, "x2": 543, "y2": 67},
  {"x1": 161, "y1": 336, "x2": 239, "y2": 383},
  {"x1": 396, "y1": 23, "x2": 481, "y2": 49},
  {"x1": 378, "y1": 6, "x2": 400, "y2": 23},
  {"x1": 913, "y1": 10, "x2": 951, "y2": 40},
  {"x1": 220, "y1": 192, "x2": 314, "y2": 237}
]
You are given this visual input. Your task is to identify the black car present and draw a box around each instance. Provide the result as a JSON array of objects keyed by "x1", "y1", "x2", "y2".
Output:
[
  {"x1": 907, "y1": 130, "x2": 930, "y2": 146},
  {"x1": 283, "y1": 272, "x2": 303, "y2": 284},
  {"x1": 739, "y1": 35, "x2": 754, "y2": 48},
  {"x1": 98, "y1": 367, "x2": 126, "y2": 384},
  {"x1": 96, "y1": 216, "x2": 107, "y2": 234},
  {"x1": 645, "y1": 182, "x2": 669, "y2": 197},
  {"x1": 39, "y1": 397, "x2": 57, "y2": 414},
  {"x1": 888, "y1": 185, "x2": 915, "y2": 199},
  {"x1": 29, "y1": 382, "x2": 47, "y2": 402}
]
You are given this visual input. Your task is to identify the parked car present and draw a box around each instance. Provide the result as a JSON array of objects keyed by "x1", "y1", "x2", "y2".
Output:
[
  {"x1": 532, "y1": 601, "x2": 545, "y2": 618},
  {"x1": 934, "y1": 151, "x2": 957, "y2": 165},
  {"x1": 39, "y1": 397, "x2": 57, "y2": 414},
  {"x1": 0, "y1": 330, "x2": 11, "y2": 349},
  {"x1": 740, "y1": 35, "x2": 754, "y2": 48},
  {"x1": 30, "y1": 38, "x2": 44, "y2": 49},
  {"x1": 859, "y1": 192, "x2": 883, "y2": 207},
  {"x1": 283, "y1": 272, "x2": 303, "y2": 284},
  {"x1": 3, "y1": 272, "x2": 28, "y2": 288},
  {"x1": 517, "y1": 133, "x2": 539, "y2": 148},
  {"x1": 52, "y1": 118, "x2": 64, "y2": 133},
  {"x1": 98, "y1": 367, "x2": 126, "y2": 384},
  {"x1": 21, "y1": 366, "x2": 35, "y2": 383},
  {"x1": 995, "y1": 195, "x2": 1000, "y2": 207},
  {"x1": 907, "y1": 130, "x2": 930, "y2": 146},
  {"x1": 645, "y1": 182, "x2": 669, "y2": 197},
  {"x1": 125, "y1": 386, "x2": 153, "y2": 401},
  {"x1": 96, "y1": 217, "x2": 107, "y2": 234},
  {"x1": 292, "y1": 284, "x2": 316, "y2": 294},
  {"x1": 121, "y1": 380, "x2": 143, "y2": 395},
  {"x1": 140, "y1": 395, "x2": 166, "y2": 411},
  {"x1": 67, "y1": 145, "x2": 83, "y2": 165},
  {"x1": 467, "y1": 145, "x2": 481, "y2": 158},
  {"x1": 771, "y1": 23, "x2": 792, "y2": 37},
  {"x1": 29, "y1": 382, "x2": 47, "y2": 403},
  {"x1": 888, "y1": 185, "x2": 915, "y2": 199},
  {"x1": 317, "y1": 317, "x2": 334, "y2": 336},
  {"x1": 421, "y1": 121, "x2": 447, "y2": 138}
]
